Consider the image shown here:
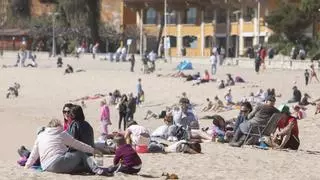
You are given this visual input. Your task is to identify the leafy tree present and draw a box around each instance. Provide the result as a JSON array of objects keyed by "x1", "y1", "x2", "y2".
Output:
[
  {"x1": 266, "y1": 2, "x2": 311, "y2": 43},
  {"x1": 300, "y1": 0, "x2": 320, "y2": 38}
]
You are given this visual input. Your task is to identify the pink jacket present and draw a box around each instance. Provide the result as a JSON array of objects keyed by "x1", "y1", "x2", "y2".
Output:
[
  {"x1": 100, "y1": 105, "x2": 110, "y2": 122},
  {"x1": 25, "y1": 127, "x2": 94, "y2": 170}
]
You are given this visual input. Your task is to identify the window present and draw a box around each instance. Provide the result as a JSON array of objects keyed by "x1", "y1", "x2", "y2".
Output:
[
  {"x1": 244, "y1": 7, "x2": 254, "y2": 22},
  {"x1": 167, "y1": 10, "x2": 177, "y2": 24},
  {"x1": 216, "y1": 9, "x2": 226, "y2": 23},
  {"x1": 183, "y1": 36, "x2": 198, "y2": 48},
  {"x1": 205, "y1": 36, "x2": 213, "y2": 48},
  {"x1": 184, "y1": 8, "x2": 197, "y2": 24},
  {"x1": 244, "y1": 37, "x2": 253, "y2": 48},
  {"x1": 162, "y1": 36, "x2": 177, "y2": 48},
  {"x1": 230, "y1": 9, "x2": 240, "y2": 23},
  {"x1": 204, "y1": 8, "x2": 214, "y2": 23},
  {"x1": 144, "y1": 8, "x2": 157, "y2": 24}
]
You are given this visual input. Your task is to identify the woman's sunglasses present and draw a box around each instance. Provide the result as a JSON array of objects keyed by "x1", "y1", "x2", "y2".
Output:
[{"x1": 63, "y1": 110, "x2": 70, "y2": 114}]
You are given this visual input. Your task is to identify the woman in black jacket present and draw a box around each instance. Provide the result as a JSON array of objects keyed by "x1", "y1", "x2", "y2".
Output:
[
  {"x1": 68, "y1": 105, "x2": 95, "y2": 149},
  {"x1": 118, "y1": 95, "x2": 128, "y2": 130}
]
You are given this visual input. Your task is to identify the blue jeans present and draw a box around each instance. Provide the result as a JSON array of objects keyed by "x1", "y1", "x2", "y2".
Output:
[
  {"x1": 211, "y1": 64, "x2": 217, "y2": 75},
  {"x1": 46, "y1": 151, "x2": 97, "y2": 174}
]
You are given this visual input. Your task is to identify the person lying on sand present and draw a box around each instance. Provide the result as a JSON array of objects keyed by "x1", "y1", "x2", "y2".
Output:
[
  {"x1": 144, "y1": 107, "x2": 171, "y2": 120},
  {"x1": 70, "y1": 93, "x2": 106, "y2": 102}
]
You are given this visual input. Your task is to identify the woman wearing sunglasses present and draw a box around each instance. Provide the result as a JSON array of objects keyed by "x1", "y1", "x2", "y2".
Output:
[{"x1": 62, "y1": 103, "x2": 74, "y2": 131}]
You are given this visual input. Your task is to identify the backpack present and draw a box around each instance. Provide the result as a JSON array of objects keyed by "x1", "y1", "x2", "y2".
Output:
[{"x1": 175, "y1": 126, "x2": 189, "y2": 140}]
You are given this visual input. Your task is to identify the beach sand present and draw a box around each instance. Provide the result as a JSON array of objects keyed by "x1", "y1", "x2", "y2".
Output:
[{"x1": 0, "y1": 55, "x2": 320, "y2": 179}]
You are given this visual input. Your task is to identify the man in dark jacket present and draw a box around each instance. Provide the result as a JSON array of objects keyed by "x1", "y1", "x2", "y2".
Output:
[
  {"x1": 125, "y1": 93, "x2": 136, "y2": 122},
  {"x1": 230, "y1": 96, "x2": 279, "y2": 147},
  {"x1": 288, "y1": 86, "x2": 302, "y2": 103}
]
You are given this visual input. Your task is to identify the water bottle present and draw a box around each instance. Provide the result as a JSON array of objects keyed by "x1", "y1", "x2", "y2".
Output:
[{"x1": 95, "y1": 154, "x2": 104, "y2": 166}]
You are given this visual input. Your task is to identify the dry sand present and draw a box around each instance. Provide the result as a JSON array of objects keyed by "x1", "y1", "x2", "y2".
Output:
[{"x1": 0, "y1": 54, "x2": 320, "y2": 180}]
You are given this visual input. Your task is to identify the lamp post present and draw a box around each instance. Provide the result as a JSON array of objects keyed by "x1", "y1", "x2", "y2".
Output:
[
  {"x1": 164, "y1": 0, "x2": 168, "y2": 61},
  {"x1": 257, "y1": 0, "x2": 261, "y2": 45},
  {"x1": 49, "y1": 12, "x2": 60, "y2": 57}
]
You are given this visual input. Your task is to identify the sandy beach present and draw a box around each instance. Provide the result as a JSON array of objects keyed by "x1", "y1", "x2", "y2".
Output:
[{"x1": 1, "y1": 54, "x2": 320, "y2": 180}]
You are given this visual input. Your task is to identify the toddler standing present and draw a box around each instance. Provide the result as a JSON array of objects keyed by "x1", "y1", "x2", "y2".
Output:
[{"x1": 100, "y1": 99, "x2": 111, "y2": 135}]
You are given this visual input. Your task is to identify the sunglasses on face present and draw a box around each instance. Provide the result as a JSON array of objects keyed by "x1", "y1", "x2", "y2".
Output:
[{"x1": 63, "y1": 110, "x2": 70, "y2": 114}]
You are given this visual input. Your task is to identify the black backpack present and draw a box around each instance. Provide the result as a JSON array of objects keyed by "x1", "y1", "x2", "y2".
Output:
[{"x1": 175, "y1": 126, "x2": 188, "y2": 140}]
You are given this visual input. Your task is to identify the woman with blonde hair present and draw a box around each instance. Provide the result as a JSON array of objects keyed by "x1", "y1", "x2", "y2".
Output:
[{"x1": 25, "y1": 119, "x2": 110, "y2": 176}]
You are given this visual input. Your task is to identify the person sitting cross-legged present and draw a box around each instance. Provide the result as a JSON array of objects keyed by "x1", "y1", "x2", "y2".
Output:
[{"x1": 107, "y1": 134, "x2": 142, "y2": 175}]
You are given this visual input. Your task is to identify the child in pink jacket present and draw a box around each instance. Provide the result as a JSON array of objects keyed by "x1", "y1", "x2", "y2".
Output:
[{"x1": 100, "y1": 100, "x2": 111, "y2": 135}]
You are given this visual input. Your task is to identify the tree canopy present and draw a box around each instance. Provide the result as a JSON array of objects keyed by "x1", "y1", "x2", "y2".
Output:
[{"x1": 266, "y1": 0, "x2": 320, "y2": 42}]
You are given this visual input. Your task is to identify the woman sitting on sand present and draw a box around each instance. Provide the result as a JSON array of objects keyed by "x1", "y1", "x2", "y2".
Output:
[
  {"x1": 299, "y1": 93, "x2": 315, "y2": 106},
  {"x1": 210, "y1": 96, "x2": 225, "y2": 112},
  {"x1": 25, "y1": 119, "x2": 110, "y2": 176},
  {"x1": 64, "y1": 64, "x2": 74, "y2": 74},
  {"x1": 218, "y1": 80, "x2": 226, "y2": 89},
  {"x1": 226, "y1": 74, "x2": 235, "y2": 86},
  {"x1": 62, "y1": 103, "x2": 74, "y2": 130},
  {"x1": 271, "y1": 105, "x2": 300, "y2": 150},
  {"x1": 224, "y1": 89, "x2": 235, "y2": 106},
  {"x1": 201, "y1": 98, "x2": 213, "y2": 112},
  {"x1": 67, "y1": 105, "x2": 95, "y2": 154},
  {"x1": 194, "y1": 70, "x2": 211, "y2": 85}
]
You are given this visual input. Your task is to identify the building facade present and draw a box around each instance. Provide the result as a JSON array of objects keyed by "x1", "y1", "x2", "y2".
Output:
[{"x1": 123, "y1": 0, "x2": 280, "y2": 57}]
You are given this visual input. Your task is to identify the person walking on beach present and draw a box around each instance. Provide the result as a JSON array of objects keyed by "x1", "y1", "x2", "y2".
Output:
[
  {"x1": 129, "y1": 54, "x2": 135, "y2": 72},
  {"x1": 118, "y1": 95, "x2": 128, "y2": 131},
  {"x1": 136, "y1": 78, "x2": 143, "y2": 104},
  {"x1": 309, "y1": 64, "x2": 319, "y2": 83},
  {"x1": 210, "y1": 53, "x2": 217, "y2": 75},
  {"x1": 304, "y1": 69, "x2": 310, "y2": 86},
  {"x1": 92, "y1": 42, "x2": 99, "y2": 59},
  {"x1": 254, "y1": 51, "x2": 262, "y2": 74}
]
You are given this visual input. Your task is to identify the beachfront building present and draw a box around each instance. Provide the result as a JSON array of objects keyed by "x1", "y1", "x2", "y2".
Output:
[{"x1": 123, "y1": 0, "x2": 279, "y2": 57}]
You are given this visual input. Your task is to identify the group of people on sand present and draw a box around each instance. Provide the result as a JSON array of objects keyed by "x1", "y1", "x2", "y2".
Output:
[{"x1": 20, "y1": 104, "x2": 143, "y2": 176}]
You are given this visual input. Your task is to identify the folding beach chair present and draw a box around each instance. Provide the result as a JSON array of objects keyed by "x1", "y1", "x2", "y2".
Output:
[{"x1": 243, "y1": 113, "x2": 283, "y2": 145}]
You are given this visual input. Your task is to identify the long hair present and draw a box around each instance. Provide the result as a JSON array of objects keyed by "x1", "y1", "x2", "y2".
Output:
[{"x1": 70, "y1": 105, "x2": 85, "y2": 122}]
